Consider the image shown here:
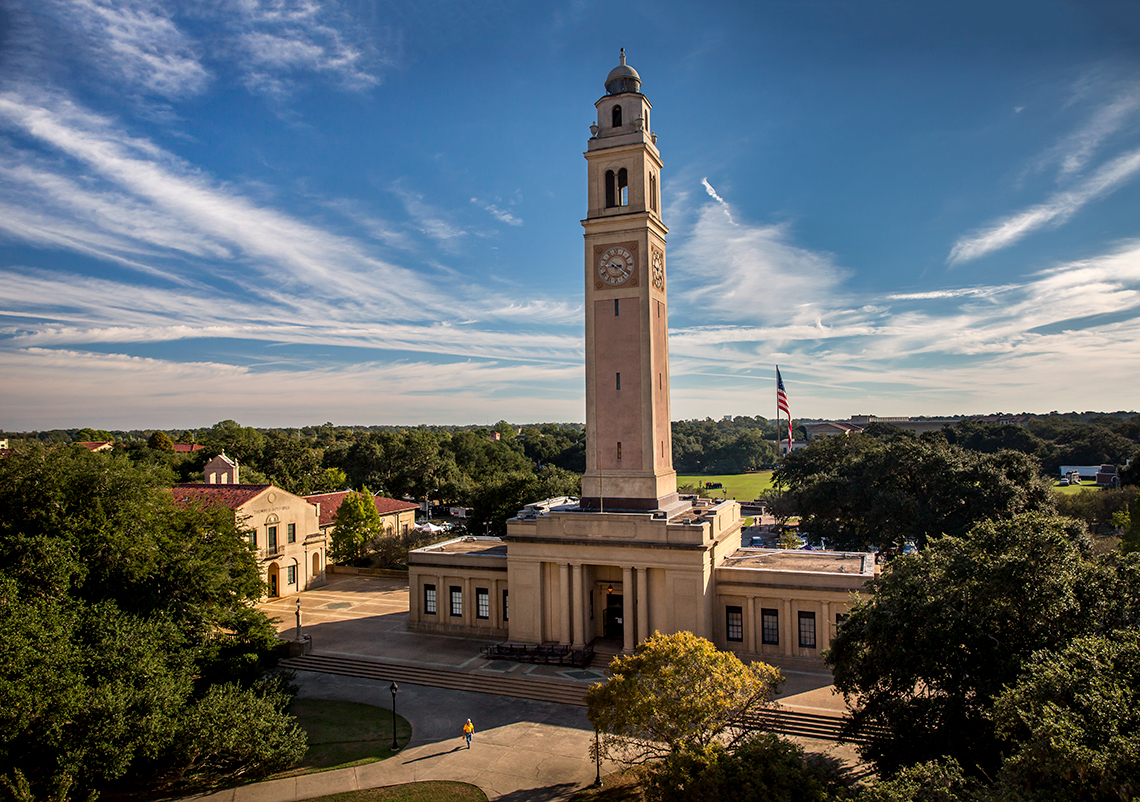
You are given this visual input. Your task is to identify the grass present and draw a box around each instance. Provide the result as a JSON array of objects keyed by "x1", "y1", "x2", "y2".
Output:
[
  {"x1": 278, "y1": 699, "x2": 413, "y2": 776},
  {"x1": 1053, "y1": 482, "x2": 1100, "y2": 496},
  {"x1": 299, "y1": 782, "x2": 487, "y2": 802},
  {"x1": 677, "y1": 471, "x2": 774, "y2": 501}
]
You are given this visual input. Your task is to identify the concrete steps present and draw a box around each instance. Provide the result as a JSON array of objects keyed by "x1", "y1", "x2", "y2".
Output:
[
  {"x1": 747, "y1": 707, "x2": 881, "y2": 744},
  {"x1": 280, "y1": 653, "x2": 589, "y2": 707}
]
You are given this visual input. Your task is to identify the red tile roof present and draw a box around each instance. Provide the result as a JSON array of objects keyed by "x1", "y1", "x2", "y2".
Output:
[
  {"x1": 172, "y1": 483, "x2": 270, "y2": 510},
  {"x1": 76, "y1": 441, "x2": 114, "y2": 451},
  {"x1": 171, "y1": 443, "x2": 204, "y2": 453},
  {"x1": 305, "y1": 491, "x2": 418, "y2": 528}
]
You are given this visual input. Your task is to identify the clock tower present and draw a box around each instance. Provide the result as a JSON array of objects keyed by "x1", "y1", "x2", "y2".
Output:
[{"x1": 581, "y1": 50, "x2": 677, "y2": 512}]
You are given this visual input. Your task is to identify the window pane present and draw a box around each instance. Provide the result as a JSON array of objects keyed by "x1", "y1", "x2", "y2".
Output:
[
  {"x1": 476, "y1": 589, "x2": 489, "y2": 620},
  {"x1": 503, "y1": 590, "x2": 509, "y2": 621},
  {"x1": 450, "y1": 586, "x2": 463, "y2": 617},
  {"x1": 726, "y1": 606, "x2": 743, "y2": 642},
  {"x1": 761, "y1": 608, "x2": 779, "y2": 645},
  {"x1": 798, "y1": 611, "x2": 816, "y2": 649},
  {"x1": 424, "y1": 584, "x2": 436, "y2": 615},
  {"x1": 288, "y1": 523, "x2": 296, "y2": 543}
]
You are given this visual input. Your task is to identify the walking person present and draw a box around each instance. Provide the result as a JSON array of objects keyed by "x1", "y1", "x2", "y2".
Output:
[{"x1": 463, "y1": 718, "x2": 474, "y2": 748}]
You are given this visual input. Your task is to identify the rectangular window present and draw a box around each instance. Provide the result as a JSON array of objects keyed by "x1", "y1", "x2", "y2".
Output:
[
  {"x1": 287, "y1": 523, "x2": 296, "y2": 543},
  {"x1": 248, "y1": 530, "x2": 257, "y2": 547},
  {"x1": 450, "y1": 586, "x2": 463, "y2": 617},
  {"x1": 761, "y1": 608, "x2": 779, "y2": 645},
  {"x1": 614, "y1": 298, "x2": 620, "y2": 316},
  {"x1": 726, "y1": 606, "x2": 743, "y2": 642},
  {"x1": 476, "y1": 588, "x2": 489, "y2": 620},
  {"x1": 287, "y1": 564, "x2": 297, "y2": 585},
  {"x1": 503, "y1": 589, "x2": 509, "y2": 622},
  {"x1": 424, "y1": 584, "x2": 437, "y2": 615},
  {"x1": 616, "y1": 372, "x2": 621, "y2": 390},
  {"x1": 267, "y1": 525, "x2": 278, "y2": 551},
  {"x1": 798, "y1": 611, "x2": 817, "y2": 649},
  {"x1": 617, "y1": 441, "x2": 622, "y2": 461}
]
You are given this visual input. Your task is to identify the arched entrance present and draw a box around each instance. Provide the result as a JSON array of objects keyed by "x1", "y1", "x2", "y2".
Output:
[
  {"x1": 312, "y1": 551, "x2": 321, "y2": 581},
  {"x1": 267, "y1": 563, "x2": 281, "y2": 598}
]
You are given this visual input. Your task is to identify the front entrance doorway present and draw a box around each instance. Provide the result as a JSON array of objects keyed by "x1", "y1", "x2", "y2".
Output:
[{"x1": 604, "y1": 594, "x2": 624, "y2": 638}]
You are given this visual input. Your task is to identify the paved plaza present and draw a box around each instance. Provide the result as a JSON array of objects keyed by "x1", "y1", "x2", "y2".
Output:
[{"x1": 189, "y1": 572, "x2": 859, "y2": 802}]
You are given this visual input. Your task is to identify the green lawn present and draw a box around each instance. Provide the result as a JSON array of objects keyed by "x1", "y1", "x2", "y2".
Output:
[
  {"x1": 300, "y1": 782, "x2": 487, "y2": 802},
  {"x1": 278, "y1": 699, "x2": 413, "y2": 776},
  {"x1": 1054, "y1": 482, "x2": 1099, "y2": 496},
  {"x1": 677, "y1": 471, "x2": 774, "y2": 501}
]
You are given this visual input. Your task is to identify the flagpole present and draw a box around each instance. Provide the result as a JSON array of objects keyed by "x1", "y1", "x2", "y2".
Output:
[{"x1": 775, "y1": 365, "x2": 780, "y2": 459}]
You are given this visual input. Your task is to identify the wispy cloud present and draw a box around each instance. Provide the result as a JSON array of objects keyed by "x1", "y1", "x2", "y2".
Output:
[
  {"x1": 950, "y1": 84, "x2": 1140, "y2": 265},
  {"x1": 949, "y1": 146, "x2": 1140, "y2": 264},
  {"x1": 471, "y1": 197, "x2": 523, "y2": 227},
  {"x1": 43, "y1": 0, "x2": 210, "y2": 98},
  {"x1": 0, "y1": 88, "x2": 442, "y2": 312}
]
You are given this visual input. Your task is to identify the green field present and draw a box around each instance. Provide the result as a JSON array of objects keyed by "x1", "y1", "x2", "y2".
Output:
[
  {"x1": 1054, "y1": 482, "x2": 1100, "y2": 496},
  {"x1": 677, "y1": 471, "x2": 774, "y2": 501}
]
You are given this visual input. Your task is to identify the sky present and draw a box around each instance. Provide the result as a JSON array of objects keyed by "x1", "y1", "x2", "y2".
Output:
[{"x1": 1, "y1": 0, "x2": 1139, "y2": 431}]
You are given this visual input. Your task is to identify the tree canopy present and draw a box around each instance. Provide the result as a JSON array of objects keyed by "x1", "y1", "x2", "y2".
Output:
[
  {"x1": 0, "y1": 443, "x2": 302, "y2": 797},
  {"x1": 329, "y1": 488, "x2": 384, "y2": 563},
  {"x1": 774, "y1": 431, "x2": 1055, "y2": 551},
  {"x1": 828, "y1": 511, "x2": 1140, "y2": 779},
  {"x1": 586, "y1": 631, "x2": 782, "y2": 765}
]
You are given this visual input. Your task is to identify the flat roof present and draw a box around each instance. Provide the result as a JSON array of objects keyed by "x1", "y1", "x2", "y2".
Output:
[
  {"x1": 721, "y1": 549, "x2": 870, "y2": 575},
  {"x1": 412, "y1": 536, "x2": 507, "y2": 557}
]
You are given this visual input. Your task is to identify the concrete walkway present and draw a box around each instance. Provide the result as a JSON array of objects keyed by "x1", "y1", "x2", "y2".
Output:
[
  {"x1": 188, "y1": 670, "x2": 608, "y2": 802},
  {"x1": 187, "y1": 573, "x2": 861, "y2": 802}
]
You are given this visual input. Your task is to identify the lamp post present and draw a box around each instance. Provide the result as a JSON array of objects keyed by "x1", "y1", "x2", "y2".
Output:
[
  {"x1": 593, "y1": 727, "x2": 601, "y2": 787},
  {"x1": 389, "y1": 682, "x2": 399, "y2": 752}
]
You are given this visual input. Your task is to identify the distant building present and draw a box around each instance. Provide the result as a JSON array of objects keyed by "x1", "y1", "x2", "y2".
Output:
[
  {"x1": 75, "y1": 441, "x2": 114, "y2": 452},
  {"x1": 173, "y1": 457, "x2": 326, "y2": 598},
  {"x1": 171, "y1": 443, "x2": 204, "y2": 454},
  {"x1": 305, "y1": 490, "x2": 418, "y2": 540}
]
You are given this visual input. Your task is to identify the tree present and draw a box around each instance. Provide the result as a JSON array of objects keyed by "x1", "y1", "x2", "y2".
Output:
[
  {"x1": 467, "y1": 466, "x2": 581, "y2": 536},
  {"x1": 0, "y1": 443, "x2": 298, "y2": 797},
  {"x1": 644, "y1": 733, "x2": 845, "y2": 802},
  {"x1": 586, "y1": 631, "x2": 782, "y2": 765},
  {"x1": 774, "y1": 433, "x2": 1054, "y2": 551},
  {"x1": 329, "y1": 489, "x2": 383, "y2": 563},
  {"x1": 990, "y1": 634, "x2": 1140, "y2": 801},
  {"x1": 827, "y1": 512, "x2": 1131, "y2": 778},
  {"x1": 148, "y1": 431, "x2": 175, "y2": 451}
]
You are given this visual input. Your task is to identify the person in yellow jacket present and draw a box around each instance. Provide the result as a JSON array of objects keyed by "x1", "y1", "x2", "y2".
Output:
[{"x1": 463, "y1": 718, "x2": 474, "y2": 748}]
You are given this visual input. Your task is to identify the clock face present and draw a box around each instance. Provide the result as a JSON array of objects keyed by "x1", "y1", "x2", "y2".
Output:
[
  {"x1": 651, "y1": 248, "x2": 665, "y2": 290},
  {"x1": 598, "y1": 246, "x2": 635, "y2": 286}
]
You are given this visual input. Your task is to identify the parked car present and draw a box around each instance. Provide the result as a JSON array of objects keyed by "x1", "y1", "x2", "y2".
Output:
[
  {"x1": 902, "y1": 540, "x2": 918, "y2": 555},
  {"x1": 1058, "y1": 477, "x2": 1070, "y2": 486}
]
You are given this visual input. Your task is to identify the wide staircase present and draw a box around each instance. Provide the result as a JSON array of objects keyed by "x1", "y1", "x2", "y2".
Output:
[{"x1": 280, "y1": 653, "x2": 588, "y2": 707}]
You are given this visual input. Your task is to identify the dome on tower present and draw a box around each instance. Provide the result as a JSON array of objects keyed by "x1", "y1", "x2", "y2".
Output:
[{"x1": 605, "y1": 49, "x2": 641, "y2": 95}]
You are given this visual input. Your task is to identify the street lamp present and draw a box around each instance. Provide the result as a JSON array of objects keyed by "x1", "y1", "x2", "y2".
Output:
[
  {"x1": 593, "y1": 727, "x2": 601, "y2": 787},
  {"x1": 389, "y1": 682, "x2": 399, "y2": 752}
]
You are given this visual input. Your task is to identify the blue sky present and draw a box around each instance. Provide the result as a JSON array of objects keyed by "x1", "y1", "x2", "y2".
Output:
[{"x1": 1, "y1": 0, "x2": 1139, "y2": 430}]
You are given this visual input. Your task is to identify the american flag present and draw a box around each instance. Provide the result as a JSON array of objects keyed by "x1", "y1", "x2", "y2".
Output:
[{"x1": 776, "y1": 367, "x2": 792, "y2": 447}]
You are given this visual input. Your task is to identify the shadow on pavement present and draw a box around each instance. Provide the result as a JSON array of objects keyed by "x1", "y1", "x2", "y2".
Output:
[
  {"x1": 401, "y1": 746, "x2": 466, "y2": 763},
  {"x1": 492, "y1": 783, "x2": 579, "y2": 802}
]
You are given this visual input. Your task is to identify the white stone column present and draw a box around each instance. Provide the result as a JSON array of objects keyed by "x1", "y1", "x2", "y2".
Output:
[
  {"x1": 622, "y1": 566, "x2": 635, "y2": 653},
  {"x1": 572, "y1": 564, "x2": 585, "y2": 647},
  {"x1": 559, "y1": 562, "x2": 571, "y2": 645},
  {"x1": 636, "y1": 567, "x2": 649, "y2": 644},
  {"x1": 782, "y1": 599, "x2": 793, "y2": 656}
]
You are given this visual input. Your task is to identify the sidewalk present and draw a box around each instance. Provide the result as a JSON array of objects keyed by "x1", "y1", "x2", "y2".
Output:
[
  {"x1": 188, "y1": 574, "x2": 860, "y2": 801},
  {"x1": 188, "y1": 670, "x2": 608, "y2": 802}
]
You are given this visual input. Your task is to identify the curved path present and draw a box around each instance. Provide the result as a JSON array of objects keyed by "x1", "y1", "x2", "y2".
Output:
[{"x1": 185, "y1": 669, "x2": 607, "y2": 802}]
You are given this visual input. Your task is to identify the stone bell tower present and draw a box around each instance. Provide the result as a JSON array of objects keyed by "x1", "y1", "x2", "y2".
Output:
[{"x1": 581, "y1": 50, "x2": 677, "y2": 512}]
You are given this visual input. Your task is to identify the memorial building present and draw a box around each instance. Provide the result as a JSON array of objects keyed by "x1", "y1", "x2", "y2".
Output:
[{"x1": 407, "y1": 53, "x2": 872, "y2": 663}]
